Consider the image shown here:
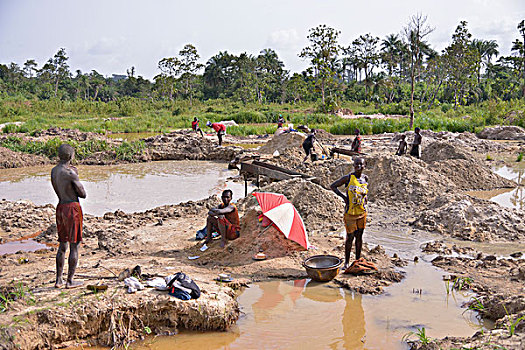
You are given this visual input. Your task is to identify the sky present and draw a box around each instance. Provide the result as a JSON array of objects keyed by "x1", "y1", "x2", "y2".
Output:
[{"x1": 0, "y1": 0, "x2": 524, "y2": 80}]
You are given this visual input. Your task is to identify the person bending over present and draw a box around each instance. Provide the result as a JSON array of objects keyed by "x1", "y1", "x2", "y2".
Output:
[
  {"x1": 204, "y1": 189, "x2": 240, "y2": 248},
  {"x1": 207, "y1": 121, "x2": 226, "y2": 146},
  {"x1": 51, "y1": 144, "x2": 87, "y2": 289},
  {"x1": 330, "y1": 157, "x2": 368, "y2": 270},
  {"x1": 302, "y1": 129, "x2": 316, "y2": 163}
]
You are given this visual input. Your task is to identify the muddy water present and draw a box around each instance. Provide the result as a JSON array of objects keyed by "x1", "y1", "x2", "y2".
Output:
[
  {"x1": 0, "y1": 161, "x2": 252, "y2": 216},
  {"x1": 132, "y1": 271, "x2": 484, "y2": 350},
  {"x1": 467, "y1": 164, "x2": 525, "y2": 210},
  {"x1": 0, "y1": 239, "x2": 49, "y2": 255}
]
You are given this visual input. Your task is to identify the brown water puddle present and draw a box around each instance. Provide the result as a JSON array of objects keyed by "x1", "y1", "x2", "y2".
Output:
[
  {"x1": 467, "y1": 164, "x2": 525, "y2": 210},
  {"x1": 0, "y1": 161, "x2": 253, "y2": 216},
  {"x1": 125, "y1": 264, "x2": 487, "y2": 350},
  {"x1": 0, "y1": 239, "x2": 49, "y2": 255}
]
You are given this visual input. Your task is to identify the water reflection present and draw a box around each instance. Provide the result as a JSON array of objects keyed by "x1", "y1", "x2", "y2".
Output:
[
  {"x1": 467, "y1": 164, "x2": 525, "y2": 210},
  {"x1": 132, "y1": 273, "x2": 484, "y2": 350},
  {"x1": 0, "y1": 161, "x2": 252, "y2": 216}
]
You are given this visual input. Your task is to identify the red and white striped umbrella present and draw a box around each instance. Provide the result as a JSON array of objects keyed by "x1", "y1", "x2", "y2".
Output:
[{"x1": 253, "y1": 192, "x2": 309, "y2": 249}]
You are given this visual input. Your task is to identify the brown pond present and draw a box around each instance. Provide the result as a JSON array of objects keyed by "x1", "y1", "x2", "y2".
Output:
[
  {"x1": 467, "y1": 164, "x2": 525, "y2": 211},
  {"x1": 127, "y1": 265, "x2": 487, "y2": 350},
  {"x1": 0, "y1": 160, "x2": 252, "y2": 216}
]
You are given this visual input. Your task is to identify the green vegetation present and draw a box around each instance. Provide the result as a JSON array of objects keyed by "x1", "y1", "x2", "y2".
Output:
[
  {"x1": 402, "y1": 327, "x2": 432, "y2": 345},
  {"x1": 0, "y1": 136, "x2": 146, "y2": 161},
  {"x1": 517, "y1": 152, "x2": 523, "y2": 162},
  {"x1": 0, "y1": 18, "x2": 524, "y2": 137},
  {"x1": 0, "y1": 283, "x2": 35, "y2": 313},
  {"x1": 467, "y1": 297, "x2": 485, "y2": 311}
]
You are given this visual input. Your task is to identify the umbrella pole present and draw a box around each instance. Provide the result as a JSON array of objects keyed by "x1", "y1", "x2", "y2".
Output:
[{"x1": 244, "y1": 174, "x2": 248, "y2": 197}]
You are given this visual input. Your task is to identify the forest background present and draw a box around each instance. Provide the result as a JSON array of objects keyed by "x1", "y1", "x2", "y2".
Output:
[{"x1": 1, "y1": 17, "x2": 525, "y2": 138}]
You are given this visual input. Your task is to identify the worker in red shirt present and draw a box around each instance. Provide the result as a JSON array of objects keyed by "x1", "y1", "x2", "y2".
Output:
[
  {"x1": 192, "y1": 117, "x2": 204, "y2": 137},
  {"x1": 206, "y1": 121, "x2": 226, "y2": 146}
]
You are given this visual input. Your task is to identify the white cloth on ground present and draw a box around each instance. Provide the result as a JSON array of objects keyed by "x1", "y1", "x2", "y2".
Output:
[{"x1": 124, "y1": 277, "x2": 144, "y2": 293}]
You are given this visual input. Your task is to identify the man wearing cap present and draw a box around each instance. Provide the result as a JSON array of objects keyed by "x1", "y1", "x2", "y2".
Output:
[{"x1": 207, "y1": 121, "x2": 226, "y2": 146}]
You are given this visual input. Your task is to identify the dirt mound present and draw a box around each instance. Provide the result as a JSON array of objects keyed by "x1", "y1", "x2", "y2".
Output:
[
  {"x1": 421, "y1": 141, "x2": 471, "y2": 162},
  {"x1": 429, "y1": 159, "x2": 515, "y2": 190},
  {"x1": 31, "y1": 127, "x2": 112, "y2": 142},
  {"x1": 477, "y1": 125, "x2": 525, "y2": 140},
  {"x1": 365, "y1": 155, "x2": 453, "y2": 206},
  {"x1": 144, "y1": 130, "x2": 242, "y2": 161},
  {"x1": 258, "y1": 132, "x2": 305, "y2": 154},
  {"x1": 238, "y1": 178, "x2": 345, "y2": 233},
  {"x1": 312, "y1": 129, "x2": 336, "y2": 143},
  {"x1": 188, "y1": 208, "x2": 304, "y2": 267},
  {"x1": 0, "y1": 146, "x2": 50, "y2": 169},
  {"x1": 0, "y1": 200, "x2": 55, "y2": 241},
  {"x1": 414, "y1": 195, "x2": 525, "y2": 242}
]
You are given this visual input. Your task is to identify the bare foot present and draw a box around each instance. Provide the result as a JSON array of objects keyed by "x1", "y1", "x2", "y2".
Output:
[
  {"x1": 342, "y1": 264, "x2": 349, "y2": 271},
  {"x1": 54, "y1": 280, "x2": 64, "y2": 288},
  {"x1": 66, "y1": 280, "x2": 84, "y2": 289}
]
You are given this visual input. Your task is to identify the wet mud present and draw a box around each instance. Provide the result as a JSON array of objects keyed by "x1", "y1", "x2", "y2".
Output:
[{"x1": 1, "y1": 127, "x2": 524, "y2": 348}]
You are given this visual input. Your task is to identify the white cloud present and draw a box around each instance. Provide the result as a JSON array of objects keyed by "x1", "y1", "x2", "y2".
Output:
[{"x1": 266, "y1": 29, "x2": 302, "y2": 51}]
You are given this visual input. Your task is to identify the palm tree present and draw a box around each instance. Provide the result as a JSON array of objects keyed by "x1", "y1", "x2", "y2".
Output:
[
  {"x1": 381, "y1": 34, "x2": 402, "y2": 76},
  {"x1": 471, "y1": 39, "x2": 499, "y2": 81}
]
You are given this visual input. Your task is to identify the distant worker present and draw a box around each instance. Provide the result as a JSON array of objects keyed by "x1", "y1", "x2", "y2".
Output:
[
  {"x1": 204, "y1": 189, "x2": 240, "y2": 248},
  {"x1": 277, "y1": 114, "x2": 285, "y2": 128},
  {"x1": 192, "y1": 117, "x2": 204, "y2": 137},
  {"x1": 302, "y1": 129, "x2": 317, "y2": 163},
  {"x1": 51, "y1": 144, "x2": 87, "y2": 289},
  {"x1": 409, "y1": 127, "x2": 422, "y2": 159},
  {"x1": 350, "y1": 128, "x2": 362, "y2": 153},
  {"x1": 330, "y1": 157, "x2": 368, "y2": 270},
  {"x1": 395, "y1": 134, "x2": 407, "y2": 156},
  {"x1": 207, "y1": 121, "x2": 226, "y2": 146}
]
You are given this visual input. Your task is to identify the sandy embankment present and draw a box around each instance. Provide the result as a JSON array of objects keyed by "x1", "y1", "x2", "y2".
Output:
[{"x1": 0, "y1": 126, "x2": 524, "y2": 348}]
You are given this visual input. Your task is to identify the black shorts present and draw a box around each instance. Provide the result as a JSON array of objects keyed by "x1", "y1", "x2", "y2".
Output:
[{"x1": 303, "y1": 143, "x2": 313, "y2": 155}]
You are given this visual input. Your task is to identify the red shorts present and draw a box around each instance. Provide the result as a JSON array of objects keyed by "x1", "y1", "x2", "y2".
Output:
[
  {"x1": 216, "y1": 216, "x2": 240, "y2": 241},
  {"x1": 56, "y1": 202, "x2": 83, "y2": 243}
]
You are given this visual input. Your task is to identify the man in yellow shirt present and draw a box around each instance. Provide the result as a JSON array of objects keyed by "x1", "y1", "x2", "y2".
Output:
[{"x1": 330, "y1": 157, "x2": 368, "y2": 270}]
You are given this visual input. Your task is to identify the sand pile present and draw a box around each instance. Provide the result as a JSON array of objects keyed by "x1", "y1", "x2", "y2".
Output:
[
  {"x1": 258, "y1": 132, "x2": 305, "y2": 154},
  {"x1": 477, "y1": 126, "x2": 525, "y2": 140},
  {"x1": 188, "y1": 208, "x2": 304, "y2": 267},
  {"x1": 0, "y1": 147, "x2": 50, "y2": 169},
  {"x1": 238, "y1": 178, "x2": 345, "y2": 233},
  {"x1": 30, "y1": 127, "x2": 113, "y2": 142},
  {"x1": 414, "y1": 195, "x2": 525, "y2": 242},
  {"x1": 144, "y1": 130, "x2": 242, "y2": 161},
  {"x1": 421, "y1": 141, "x2": 471, "y2": 162},
  {"x1": 365, "y1": 155, "x2": 453, "y2": 207},
  {"x1": 429, "y1": 159, "x2": 515, "y2": 190}
]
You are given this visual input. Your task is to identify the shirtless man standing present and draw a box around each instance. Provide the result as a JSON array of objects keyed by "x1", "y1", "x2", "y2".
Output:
[{"x1": 51, "y1": 144, "x2": 86, "y2": 288}]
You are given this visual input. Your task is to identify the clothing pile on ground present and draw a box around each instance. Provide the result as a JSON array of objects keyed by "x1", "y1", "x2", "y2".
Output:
[
  {"x1": 124, "y1": 271, "x2": 200, "y2": 300},
  {"x1": 344, "y1": 258, "x2": 378, "y2": 275}
]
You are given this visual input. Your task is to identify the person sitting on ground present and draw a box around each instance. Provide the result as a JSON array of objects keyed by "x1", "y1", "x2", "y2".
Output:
[
  {"x1": 277, "y1": 114, "x2": 285, "y2": 128},
  {"x1": 350, "y1": 128, "x2": 362, "y2": 153},
  {"x1": 51, "y1": 144, "x2": 87, "y2": 289},
  {"x1": 192, "y1": 117, "x2": 204, "y2": 137},
  {"x1": 330, "y1": 157, "x2": 368, "y2": 270},
  {"x1": 302, "y1": 129, "x2": 316, "y2": 163},
  {"x1": 206, "y1": 121, "x2": 226, "y2": 146},
  {"x1": 204, "y1": 189, "x2": 240, "y2": 248},
  {"x1": 395, "y1": 134, "x2": 407, "y2": 156},
  {"x1": 409, "y1": 127, "x2": 422, "y2": 159}
]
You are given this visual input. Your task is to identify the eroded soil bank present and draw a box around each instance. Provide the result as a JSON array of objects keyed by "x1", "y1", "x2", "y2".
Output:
[{"x1": 0, "y1": 125, "x2": 524, "y2": 349}]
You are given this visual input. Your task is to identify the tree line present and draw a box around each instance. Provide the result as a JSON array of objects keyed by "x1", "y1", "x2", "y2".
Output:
[{"x1": 1, "y1": 16, "x2": 524, "y2": 126}]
